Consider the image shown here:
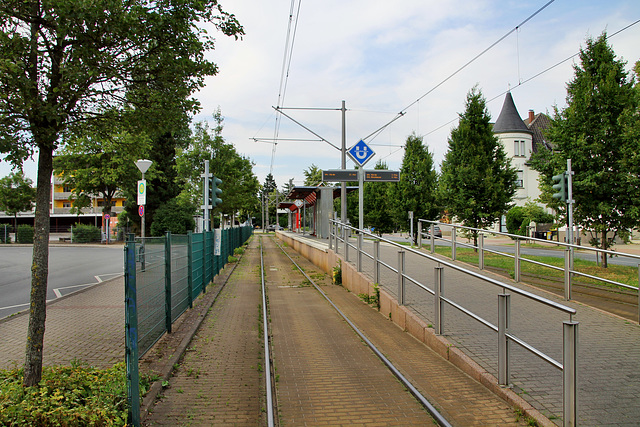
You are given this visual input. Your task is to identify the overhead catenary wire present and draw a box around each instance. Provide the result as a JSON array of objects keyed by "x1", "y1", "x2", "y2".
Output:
[{"x1": 363, "y1": 0, "x2": 556, "y2": 142}]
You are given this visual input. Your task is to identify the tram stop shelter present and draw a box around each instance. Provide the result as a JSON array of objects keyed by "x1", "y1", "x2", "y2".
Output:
[{"x1": 281, "y1": 186, "x2": 357, "y2": 239}]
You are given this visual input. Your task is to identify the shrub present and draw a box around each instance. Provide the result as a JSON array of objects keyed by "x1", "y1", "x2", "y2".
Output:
[
  {"x1": 0, "y1": 362, "x2": 128, "y2": 426},
  {"x1": 16, "y1": 224, "x2": 34, "y2": 243},
  {"x1": 332, "y1": 260, "x2": 342, "y2": 285},
  {"x1": 72, "y1": 224, "x2": 102, "y2": 243}
]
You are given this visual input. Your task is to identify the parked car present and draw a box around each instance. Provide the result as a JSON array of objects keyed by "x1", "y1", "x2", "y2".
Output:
[
  {"x1": 425, "y1": 225, "x2": 442, "y2": 238},
  {"x1": 266, "y1": 224, "x2": 284, "y2": 231}
]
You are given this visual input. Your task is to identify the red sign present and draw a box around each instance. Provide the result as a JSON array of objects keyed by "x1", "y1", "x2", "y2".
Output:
[{"x1": 138, "y1": 205, "x2": 144, "y2": 217}]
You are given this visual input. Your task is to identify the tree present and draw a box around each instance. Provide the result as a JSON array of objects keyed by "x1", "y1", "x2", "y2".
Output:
[
  {"x1": 0, "y1": 171, "x2": 36, "y2": 241},
  {"x1": 364, "y1": 160, "x2": 394, "y2": 236},
  {"x1": 176, "y1": 112, "x2": 260, "y2": 226},
  {"x1": 54, "y1": 130, "x2": 150, "y2": 220},
  {"x1": 303, "y1": 164, "x2": 323, "y2": 186},
  {"x1": 149, "y1": 198, "x2": 196, "y2": 236},
  {"x1": 439, "y1": 87, "x2": 517, "y2": 246},
  {"x1": 390, "y1": 133, "x2": 439, "y2": 244},
  {"x1": 0, "y1": 0, "x2": 243, "y2": 387},
  {"x1": 531, "y1": 33, "x2": 640, "y2": 267}
]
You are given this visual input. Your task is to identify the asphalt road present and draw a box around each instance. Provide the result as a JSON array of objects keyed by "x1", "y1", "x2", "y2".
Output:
[{"x1": 0, "y1": 245, "x2": 124, "y2": 320}]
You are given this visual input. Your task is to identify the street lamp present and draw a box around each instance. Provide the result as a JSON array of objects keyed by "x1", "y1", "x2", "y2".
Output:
[{"x1": 135, "y1": 159, "x2": 152, "y2": 239}]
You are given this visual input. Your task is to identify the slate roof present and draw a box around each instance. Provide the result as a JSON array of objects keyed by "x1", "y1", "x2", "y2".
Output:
[
  {"x1": 525, "y1": 112, "x2": 552, "y2": 154},
  {"x1": 493, "y1": 92, "x2": 532, "y2": 135}
]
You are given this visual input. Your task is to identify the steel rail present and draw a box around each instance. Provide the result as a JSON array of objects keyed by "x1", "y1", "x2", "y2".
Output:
[{"x1": 274, "y1": 238, "x2": 452, "y2": 427}]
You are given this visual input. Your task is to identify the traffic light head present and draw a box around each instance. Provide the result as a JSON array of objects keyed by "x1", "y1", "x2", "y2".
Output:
[
  {"x1": 209, "y1": 176, "x2": 223, "y2": 207},
  {"x1": 552, "y1": 172, "x2": 567, "y2": 202}
]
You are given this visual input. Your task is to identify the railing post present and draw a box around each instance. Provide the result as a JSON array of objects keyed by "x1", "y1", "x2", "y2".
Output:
[
  {"x1": 374, "y1": 240, "x2": 380, "y2": 285},
  {"x1": 479, "y1": 233, "x2": 484, "y2": 270},
  {"x1": 452, "y1": 226, "x2": 457, "y2": 260},
  {"x1": 430, "y1": 223, "x2": 435, "y2": 254},
  {"x1": 434, "y1": 264, "x2": 444, "y2": 335},
  {"x1": 124, "y1": 233, "x2": 140, "y2": 427},
  {"x1": 328, "y1": 222, "x2": 333, "y2": 250},
  {"x1": 563, "y1": 321, "x2": 578, "y2": 427},
  {"x1": 357, "y1": 233, "x2": 362, "y2": 272},
  {"x1": 187, "y1": 231, "x2": 193, "y2": 309},
  {"x1": 345, "y1": 228, "x2": 350, "y2": 263},
  {"x1": 417, "y1": 221, "x2": 422, "y2": 249},
  {"x1": 398, "y1": 250, "x2": 405, "y2": 306},
  {"x1": 514, "y1": 239, "x2": 521, "y2": 282},
  {"x1": 498, "y1": 293, "x2": 511, "y2": 386},
  {"x1": 164, "y1": 231, "x2": 172, "y2": 333},
  {"x1": 564, "y1": 248, "x2": 571, "y2": 300}
]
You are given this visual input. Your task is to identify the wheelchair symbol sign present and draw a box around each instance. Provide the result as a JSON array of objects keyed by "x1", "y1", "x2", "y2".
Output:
[{"x1": 347, "y1": 139, "x2": 375, "y2": 166}]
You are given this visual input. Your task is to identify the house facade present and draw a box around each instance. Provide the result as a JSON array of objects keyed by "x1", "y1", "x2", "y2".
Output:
[{"x1": 493, "y1": 92, "x2": 550, "y2": 208}]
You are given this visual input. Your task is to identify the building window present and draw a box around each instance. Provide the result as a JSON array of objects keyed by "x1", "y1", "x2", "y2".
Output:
[
  {"x1": 515, "y1": 170, "x2": 524, "y2": 188},
  {"x1": 63, "y1": 202, "x2": 71, "y2": 208},
  {"x1": 63, "y1": 185, "x2": 72, "y2": 193},
  {"x1": 514, "y1": 140, "x2": 526, "y2": 157}
]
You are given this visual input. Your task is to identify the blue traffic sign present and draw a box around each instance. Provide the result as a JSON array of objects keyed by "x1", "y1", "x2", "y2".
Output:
[{"x1": 348, "y1": 139, "x2": 375, "y2": 166}]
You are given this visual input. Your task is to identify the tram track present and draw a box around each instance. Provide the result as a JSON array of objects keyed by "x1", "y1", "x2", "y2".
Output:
[{"x1": 259, "y1": 235, "x2": 451, "y2": 427}]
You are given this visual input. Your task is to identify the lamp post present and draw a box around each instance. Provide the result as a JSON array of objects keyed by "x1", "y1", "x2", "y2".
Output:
[{"x1": 135, "y1": 160, "x2": 152, "y2": 239}]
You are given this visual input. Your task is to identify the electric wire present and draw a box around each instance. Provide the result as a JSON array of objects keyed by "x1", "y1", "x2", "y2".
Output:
[{"x1": 363, "y1": 0, "x2": 556, "y2": 142}]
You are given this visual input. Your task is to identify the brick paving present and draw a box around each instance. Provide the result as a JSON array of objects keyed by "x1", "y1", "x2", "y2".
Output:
[
  {"x1": 0, "y1": 276, "x2": 124, "y2": 369},
  {"x1": 144, "y1": 239, "x2": 265, "y2": 426}
]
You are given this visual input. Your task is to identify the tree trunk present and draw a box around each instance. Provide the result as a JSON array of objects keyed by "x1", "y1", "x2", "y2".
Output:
[{"x1": 23, "y1": 147, "x2": 53, "y2": 387}]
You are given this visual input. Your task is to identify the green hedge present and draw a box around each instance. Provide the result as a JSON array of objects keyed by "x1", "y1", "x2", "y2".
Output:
[
  {"x1": 72, "y1": 224, "x2": 102, "y2": 243},
  {"x1": 16, "y1": 225, "x2": 33, "y2": 244}
]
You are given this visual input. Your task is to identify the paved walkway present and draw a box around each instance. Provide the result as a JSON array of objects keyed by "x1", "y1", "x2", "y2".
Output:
[{"x1": 321, "y1": 232, "x2": 640, "y2": 426}]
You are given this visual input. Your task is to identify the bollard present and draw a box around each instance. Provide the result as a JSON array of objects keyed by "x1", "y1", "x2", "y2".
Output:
[{"x1": 498, "y1": 293, "x2": 511, "y2": 386}]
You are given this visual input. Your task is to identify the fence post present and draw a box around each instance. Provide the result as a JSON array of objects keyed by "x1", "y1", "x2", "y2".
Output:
[
  {"x1": 452, "y1": 226, "x2": 457, "y2": 260},
  {"x1": 345, "y1": 229, "x2": 350, "y2": 263},
  {"x1": 434, "y1": 264, "x2": 444, "y2": 335},
  {"x1": 187, "y1": 231, "x2": 193, "y2": 309},
  {"x1": 430, "y1": 223, "x2": 435, "y2": 254},
  {"x1": 479, "y1": 233, "x2": 484, "y2": 270},
  {"x1": 164, "y1": 231, "x2": 172, "y2": 333},
  {"x1": 124, "y1": 233, "x2": 140, "y2": 427},
  {"x1": 563, "y1": 321, "x2": 578, "y2": 427},
  {"x1": 564, "y1": 248, "x2": 571, "y2": 300},
  {"x1": 514, "y1": 239, "x2": 521, "y2": 282},
  {"x1": 398, "y1": 251, "x2": 405, "y2": 306},
  {"x1": 498, "y1": 293, "x2": 511, "y2": 386},
  {"x1": 638, "y1": 265, "x2": 639, "y2": 325},
  {"x1": 357, "y1": 233, "x2": 362, "y2": 272},
  {"x1": 417, "y1": 221, "x2": 422, "y2": 248},
  {"x1": 202, "y1": 231, "x2": 207, "y2": 293},
  {"x1": 374, "y1": 240, "x2": 380, "y2": 285}
]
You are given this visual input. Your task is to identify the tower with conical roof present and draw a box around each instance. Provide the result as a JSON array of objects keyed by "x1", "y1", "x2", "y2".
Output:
[{"x1": 493, "y1": 92, "x2": 540, "y2": 207}]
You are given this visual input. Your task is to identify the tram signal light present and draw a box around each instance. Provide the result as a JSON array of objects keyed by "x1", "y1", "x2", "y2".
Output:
[
  {"x1": 209, "y1": 176, "x2": 223, "y2": 207},
  {"x1": 552, "y1": 172, "x2": 567, "y2": 202}
]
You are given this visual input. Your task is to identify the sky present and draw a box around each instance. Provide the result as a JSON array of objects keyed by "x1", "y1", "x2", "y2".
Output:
[{"x1": 2, "y1": 0, "x2": 640, "y2": 191}]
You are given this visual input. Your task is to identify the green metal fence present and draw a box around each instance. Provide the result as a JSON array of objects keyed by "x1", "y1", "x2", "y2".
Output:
[{"x1": 124, "y1": 226, "x2": 253, "y2": 426}]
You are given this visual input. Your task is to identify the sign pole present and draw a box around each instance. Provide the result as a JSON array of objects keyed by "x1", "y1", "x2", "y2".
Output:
[
  {"x1": 341, "y1": 100, "x2": 347, "y2": 224},
  {"x1": 359, "y1": 167, "x2": 364, "y2": 230}
]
